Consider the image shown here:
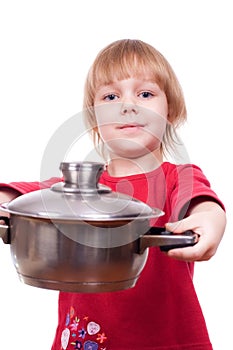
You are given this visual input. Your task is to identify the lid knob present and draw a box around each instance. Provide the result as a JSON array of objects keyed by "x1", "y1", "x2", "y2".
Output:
[{"x1": 59, "y1": 162, "x2": 106, "y2": 193}]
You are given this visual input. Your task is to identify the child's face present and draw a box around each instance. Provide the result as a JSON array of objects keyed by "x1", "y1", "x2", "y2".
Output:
[{"x1": 93, "y1": 77, "x2": 168, "y2": 159}]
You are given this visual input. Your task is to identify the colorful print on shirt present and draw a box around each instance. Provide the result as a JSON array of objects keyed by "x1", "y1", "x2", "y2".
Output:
[{"x1": 61, "y1": 306, "x2": 107, "y2": 349}]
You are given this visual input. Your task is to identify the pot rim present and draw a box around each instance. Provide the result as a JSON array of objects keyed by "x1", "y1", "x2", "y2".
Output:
[{"x1": 0, "y1": 202, "x2": 164, "y2": 221}]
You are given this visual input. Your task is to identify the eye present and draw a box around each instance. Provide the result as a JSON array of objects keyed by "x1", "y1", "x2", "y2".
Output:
[
  {"x1": 103, "y1": 93, "x2": 118, "y2": 101},
  {"x1": 139, "y1": 91, "x2": 154, "y2": 99}
]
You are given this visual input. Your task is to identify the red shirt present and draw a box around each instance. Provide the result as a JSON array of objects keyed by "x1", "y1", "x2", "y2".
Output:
[{"x1": 1, "y1": 162, "x2": 223, "y2": 350}]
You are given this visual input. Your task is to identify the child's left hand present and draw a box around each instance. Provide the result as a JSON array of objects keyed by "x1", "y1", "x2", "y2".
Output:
[{"x1": 165, "y1": 201, "x2": 226, "y2": 262}]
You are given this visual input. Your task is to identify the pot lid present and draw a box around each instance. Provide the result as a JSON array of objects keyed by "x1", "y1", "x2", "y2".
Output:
[{"x1": 3, "y1": 162, "x2": 164, "y2": 221}]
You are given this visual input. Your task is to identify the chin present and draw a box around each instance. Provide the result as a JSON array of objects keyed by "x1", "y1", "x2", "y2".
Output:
[
  {"x1": 113, "y1": 139, "x2": 160, "y2": 156},
  {"x1": 108, "y1": 147, "x2": 159, "y2": 160}
]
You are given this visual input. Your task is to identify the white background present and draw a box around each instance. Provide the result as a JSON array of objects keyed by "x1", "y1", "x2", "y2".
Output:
[{"x1": 0, "y1": 0, "x2": 232, "y2": 349}]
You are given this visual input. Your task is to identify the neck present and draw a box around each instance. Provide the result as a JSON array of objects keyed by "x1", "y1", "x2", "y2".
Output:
[{"x1": 106, "y1": 149, "x2": 163, "y2": 177}]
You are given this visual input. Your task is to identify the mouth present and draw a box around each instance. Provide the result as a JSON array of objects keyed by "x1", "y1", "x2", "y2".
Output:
[
  {"x1": 118, "y1": 123, "x2": 145, "y2": 130},
  {"x1": 116, "y1": 124, "x2": 145, "y2": 135}
]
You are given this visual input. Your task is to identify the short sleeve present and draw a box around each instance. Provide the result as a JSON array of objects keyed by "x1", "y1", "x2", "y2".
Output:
[{"x1": 168, "y1": 164, "x2": 225, "y2": 220}]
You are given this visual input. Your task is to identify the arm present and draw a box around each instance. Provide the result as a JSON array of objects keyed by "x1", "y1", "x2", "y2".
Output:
[
  {"x1": 0, "y1": 188, "x2": 21, "y2": 217},
  {"x1": 0, "y1": 177, "x2": 61, "y2": 218},
  {"x1": 165, "y1": 197, "x2": 226, "y2": 261}
]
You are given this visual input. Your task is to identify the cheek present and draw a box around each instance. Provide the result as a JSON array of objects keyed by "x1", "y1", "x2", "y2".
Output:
[
  {"x1": 154, "y1": 115, "x2": 167, "y2": 139},
  {"x1": 145, "y1": 111, "x2": 167, "y2": 141},
  {"x1": 94, "y1": 103, "x2": 121, "y2": 125},
  {"x1": 97, "y1": 125, "x2": 113, "y2": 142},
  {"x1": 94, "y1": 103, "x2": 121, "y2": 142},
  {"x1": 150, "y1": 94, "x2": 168, "y2": 123}
]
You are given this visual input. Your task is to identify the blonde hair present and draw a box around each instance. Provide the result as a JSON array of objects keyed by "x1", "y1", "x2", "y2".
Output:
[{"x1": 83, "y1": 39, "x2": 187, "y2": 159}]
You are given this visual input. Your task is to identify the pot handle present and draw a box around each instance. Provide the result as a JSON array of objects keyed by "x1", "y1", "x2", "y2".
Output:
[
  {"x1": 139, "y1": 227, "x2": 198, "y2": 254},
  {"x1": 0, "y1": 216, "x2": 10, "y2": 244}
]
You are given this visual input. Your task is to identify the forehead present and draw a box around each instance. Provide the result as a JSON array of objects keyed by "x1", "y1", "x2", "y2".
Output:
[{"x1": 94, "y1": 59, "x2": 162, "y2": 90}]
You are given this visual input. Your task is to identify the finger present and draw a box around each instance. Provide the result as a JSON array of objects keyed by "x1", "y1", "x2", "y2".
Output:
[
  {"x1": 167, "y1": 245, "x2": 202, "y2": 262},
  {"x1": 165, "y1": 218, "x2": 196, "y2": 234},
  {"x1": 166, "y1": 237, "x2": 214, "y2": 262}
]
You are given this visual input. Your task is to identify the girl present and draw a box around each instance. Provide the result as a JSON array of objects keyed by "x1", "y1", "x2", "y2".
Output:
[{"x1": 0, "y1": 39, "x2": 226, "y2": 350}]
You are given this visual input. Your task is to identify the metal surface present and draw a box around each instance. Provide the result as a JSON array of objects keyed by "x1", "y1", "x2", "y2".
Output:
[
  {"x1": 0, "y1": 162, "x2": 198, "y2": 293},
  {"x1": 0, "y1": 214, "x2": 198, "y2": 293},
  {"x1": 2, "y1": 162, "x2": 164, "y2": 221},
  {"x1": 7, "y1": 215, "x2": 149, "y2": 292}
]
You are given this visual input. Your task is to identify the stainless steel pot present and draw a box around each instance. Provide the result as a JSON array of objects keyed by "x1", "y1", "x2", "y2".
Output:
[{"x1": 0, "y1": 162, "x2": 198, "y2": 293}]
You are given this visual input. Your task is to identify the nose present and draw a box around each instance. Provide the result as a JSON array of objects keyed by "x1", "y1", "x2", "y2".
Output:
[{"x1": 121, "y1": 102, "x2": 138, "y2": 115}]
